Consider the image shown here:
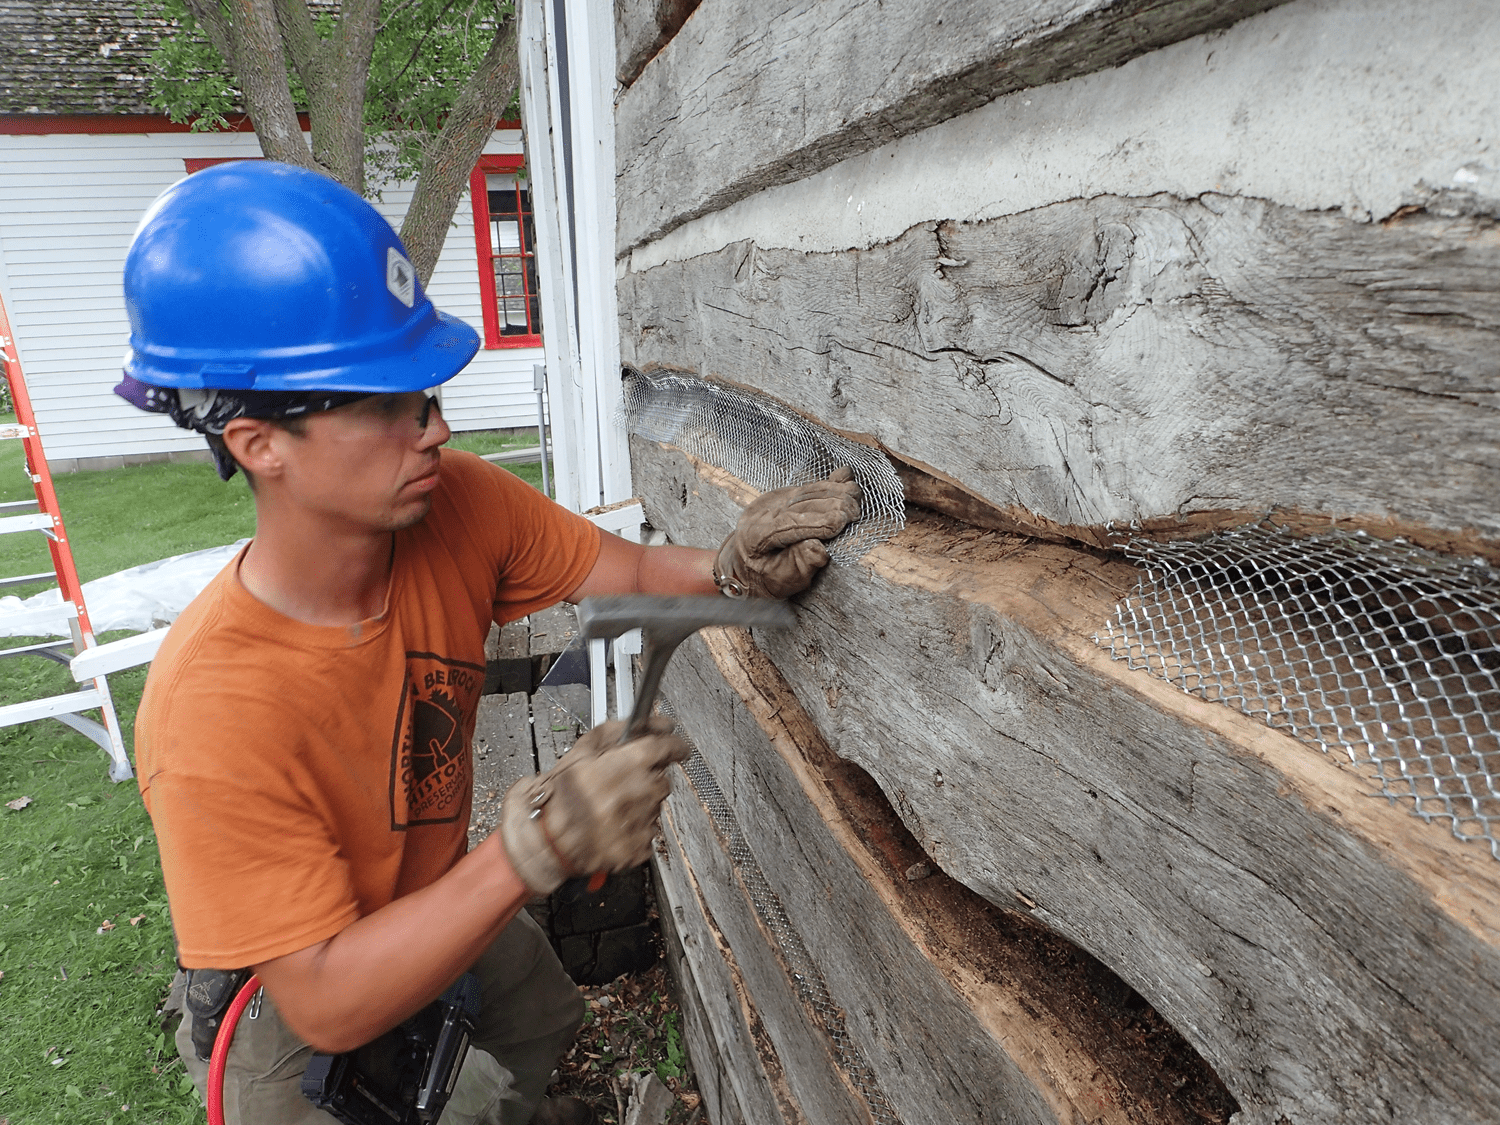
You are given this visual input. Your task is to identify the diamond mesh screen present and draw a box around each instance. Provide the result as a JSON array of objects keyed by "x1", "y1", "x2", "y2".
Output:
[
  {"x1": 619, "y1": 367, "x2": 905, "y2": 562},
  {"x1": 660, "y1": 697, "x2": 901, "y2": 1125},
  {"x1": 1095, "y1": 526, "x2": 1500, "y2": 858}
]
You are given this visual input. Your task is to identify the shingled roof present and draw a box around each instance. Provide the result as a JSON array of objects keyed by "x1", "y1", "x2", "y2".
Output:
[{"x1": 0, "y1": 1, "x2": 176, "y2": 114}]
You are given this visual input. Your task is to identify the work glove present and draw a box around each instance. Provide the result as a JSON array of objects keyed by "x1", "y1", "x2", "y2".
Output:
[
  {"x1": 500, "y1": 717, "x2": 691, "y2": 897},
  {"x1": 715, "y1": 467, "x2": 863, "y2": 600}
]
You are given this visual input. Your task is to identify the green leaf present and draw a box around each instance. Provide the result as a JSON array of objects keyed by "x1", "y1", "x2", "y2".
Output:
[{"x1": 137, "y1": 0, "x2": 519, "y2": 193}]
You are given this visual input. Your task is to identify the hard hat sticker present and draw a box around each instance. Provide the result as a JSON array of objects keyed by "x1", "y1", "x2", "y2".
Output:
[{"x1": 387, "y1": 248, "x2": 416, "y2": 308}]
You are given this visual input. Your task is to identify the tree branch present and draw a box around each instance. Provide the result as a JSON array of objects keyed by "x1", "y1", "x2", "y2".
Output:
[
  {"x1": 221, "y1": 0, "x2": 315, "y2": 168},
  {"x1": 319, "y1": 0, "x2": 382, "y2": 192},
  {"x1": 380, "y1": 0, "x2": 463, "y2": 102},
  {"x1": 399, "y1": 8, "x2": 519, "y2": 284},
  {"x1": 182, "y1": 0, "x2": 237, "y2": 71},
  {"x1": 271, "y1": 0, "x2": 320, "y2": 80}
]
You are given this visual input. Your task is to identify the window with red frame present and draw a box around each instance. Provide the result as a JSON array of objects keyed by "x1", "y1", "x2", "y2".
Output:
[{"x1": 470, "y1": 156, "x2": 542, "y2": 348}]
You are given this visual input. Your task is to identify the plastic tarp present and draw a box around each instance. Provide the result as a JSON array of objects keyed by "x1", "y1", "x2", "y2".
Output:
[{"x1": 0, "y1": 540, "x2": 247, "y2": 638}]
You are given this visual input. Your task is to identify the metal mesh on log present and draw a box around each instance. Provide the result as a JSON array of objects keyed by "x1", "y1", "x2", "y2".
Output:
[
  {"x1": 659, "y1": 697, "x2": 901, "y2": 1125},
  {"x1": 619, "y1": 367, "x2": 905, "y2": 562},
  {"x1": 1095, "y1": 526, "x2": 1500, "y2": 859}
]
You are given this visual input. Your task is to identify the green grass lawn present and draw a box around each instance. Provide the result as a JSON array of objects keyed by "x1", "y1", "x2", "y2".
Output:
[
  {"x1": 0, "y1": 419, "x2": 546, "y2": 1124},
  {"x1": 0, "y1": 658, "x2": 187, "y2": 1125}
]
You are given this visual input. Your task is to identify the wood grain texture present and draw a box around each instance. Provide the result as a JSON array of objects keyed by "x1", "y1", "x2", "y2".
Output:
[
  {"x1": 614, "y1": 0, "x2": 701, "y2": 88},
  {"x1": 483, "y1": 618, "x2": 532, "y2": 696},
  {"x1": 614, "y1": 0, "x2": 1289, "y2": 253},
  {"x1": 663, "y1": 627, "x2": 1237, "y2": 1124},
  {"x1": 631, "y1": 435, "x2": 1500, "y2": 1125},
  {"x1": 656, "y1": 797, "x2": 834, "y2": 1125},
  {"x1": 651, "y1": 861, "x2": 757, "y2": 1125},
  {"x1": 661, "y1": 781, "x2": 874, "y2": 1125},
  {"x1": 620, "y1": 195, "x2": 1500, "y2": 545}
]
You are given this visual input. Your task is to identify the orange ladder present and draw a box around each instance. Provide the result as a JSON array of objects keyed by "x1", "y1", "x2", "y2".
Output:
[{"x1": 0, "y1": 291, "x2": 131, "y2": 781}]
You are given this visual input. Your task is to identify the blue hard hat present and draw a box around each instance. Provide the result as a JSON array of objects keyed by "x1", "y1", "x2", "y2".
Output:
[{"x1": 122, "y1": 161, "x2": 479, "y2": 393}]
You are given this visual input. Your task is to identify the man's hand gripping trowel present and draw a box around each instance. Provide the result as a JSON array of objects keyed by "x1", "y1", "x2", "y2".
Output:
[{"x1": 572, "y1": 595, "x2": 795, "y2": 889}]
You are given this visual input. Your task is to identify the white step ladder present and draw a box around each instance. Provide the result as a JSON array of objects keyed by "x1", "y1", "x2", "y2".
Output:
[{"x1": 0, "y1": 293, "x2": 133, "y2": 781}]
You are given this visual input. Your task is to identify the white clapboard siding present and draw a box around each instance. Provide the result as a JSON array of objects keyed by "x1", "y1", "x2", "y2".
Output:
[{"x1": 0, "y1": 126, "x2": 540, "y2": 467}]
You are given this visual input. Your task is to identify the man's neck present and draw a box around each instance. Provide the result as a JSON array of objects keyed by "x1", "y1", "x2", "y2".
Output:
[{"x1": 238, "y1": 507, "x2": 395, "y2": 627}]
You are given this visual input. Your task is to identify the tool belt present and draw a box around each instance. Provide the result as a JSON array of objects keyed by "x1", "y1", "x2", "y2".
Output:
[
  {"x1": 184, "y1": 967, "x2": 253, "y2": 1062},
  {"x1": 301, "y1": 972, "x2": 482, "y2": 1125}
]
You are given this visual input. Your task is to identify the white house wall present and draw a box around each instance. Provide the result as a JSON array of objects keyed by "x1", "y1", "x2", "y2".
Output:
[{"x1": 0, "y1": 127, "x2": 540, "y2": 467}]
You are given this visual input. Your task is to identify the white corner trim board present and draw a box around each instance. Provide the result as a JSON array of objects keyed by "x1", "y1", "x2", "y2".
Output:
[{"x1": 628, "y1": 0, "x2": 1500, "y2": 273}]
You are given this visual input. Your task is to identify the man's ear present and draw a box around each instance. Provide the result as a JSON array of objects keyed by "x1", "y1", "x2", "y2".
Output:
[{"x1": 221, "y1": 417, "x2": 283, "y2": 480}]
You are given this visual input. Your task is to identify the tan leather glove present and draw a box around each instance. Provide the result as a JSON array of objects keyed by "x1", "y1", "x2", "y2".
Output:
[
  {"x1": 500, "y1": 716, "x2": 691, "y2": 897},
  {"x1": 715, "y1": 467, "x2": 863, "y2": 599}
]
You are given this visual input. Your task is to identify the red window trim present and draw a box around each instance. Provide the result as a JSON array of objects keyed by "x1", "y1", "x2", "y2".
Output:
[
  {"x1": 0, "y1": 113, "x2": 514, "y2": 137},
  {"x1": 470, "y1": 154, "x2": 542, "y2": 350},
  {"x1": 183, "y1": 157, "x2": 264, "y2": 174},
  {"x1": 0, "y1": 113, "x2": 309, "y2": 135}
]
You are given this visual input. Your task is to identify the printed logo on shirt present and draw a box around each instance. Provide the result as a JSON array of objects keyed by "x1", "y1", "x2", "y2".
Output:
[{"x1": 388, "y1": 651, "x2": 485, "y2": 828}]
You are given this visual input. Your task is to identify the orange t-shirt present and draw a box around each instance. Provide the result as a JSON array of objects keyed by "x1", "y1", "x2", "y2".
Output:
[{"x1": 135, "y1": 450, "x2": 601, "y2": 969}]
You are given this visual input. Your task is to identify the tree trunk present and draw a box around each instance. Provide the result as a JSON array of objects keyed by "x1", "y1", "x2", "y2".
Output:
[
  {"x1": 399, "y1": 13, "x2": 520, "y2": 285},
  {"x1": 180, "y1": 1, "x2": 519, "y2": 282},
  {"x1": 275, "y1": 0, "x2": 379, "y2": 194},
  {"x1": 206, "y1": 0, "x2": 316, "y2": 169}
]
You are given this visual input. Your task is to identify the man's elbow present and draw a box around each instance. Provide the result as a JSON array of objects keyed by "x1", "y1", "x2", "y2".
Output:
[
  {"x1": 253, "y1": 947, "x2": 380, "y2": 1054},
  {"x1": 300, "y1": 1023, "x2": 368, "y2": 1056},
  {"x1": 272, "y1": 994, "x2": 372, "y2": 1055}
]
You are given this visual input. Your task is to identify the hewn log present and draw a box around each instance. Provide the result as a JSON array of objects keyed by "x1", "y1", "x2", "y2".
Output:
[
  {"x1": 659, "y1": 780, "x2": 871, "y2": 1125},
  {"x1": 654, "y1": 803, "x2": 823, "y2": 1125},
  {"x1": 620, "y1": 195, "x2": 1500, "y2": 547},
  {"x1": 661, "y1": 627, "x2": 1237, "y2": 1124},
  {"x1": 614, "y1": 0, "x2": 700, "y2": 89},
  {"x1": 651, "y1": 860, "x2": 755, "y2": 1125},
  {"x1": 631, "y1": 435, "x2": 1500, "y2": 1125},
  {"x1": 529, "y1": 603, "x2": 581, "y2": 683},
  {"x1": 615, "y1": 0, "x2": 1289, "y2": 253}
]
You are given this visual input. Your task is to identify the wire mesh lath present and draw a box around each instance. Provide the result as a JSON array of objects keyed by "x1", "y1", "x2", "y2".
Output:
[
  {"x1": 659, "y1": 698, "x2": 901, "y2": 1125},
  {"x1": 1096, "y1": 526, "x2": 1500, "y2": 858},
  {"x1": 619, "y1": 367, "x2": 905, "y2": 562}
]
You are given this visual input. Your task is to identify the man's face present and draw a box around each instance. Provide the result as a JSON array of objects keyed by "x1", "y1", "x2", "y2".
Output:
[{"x1": 276, "y1": 391, "x2": 452, "y2": 532}]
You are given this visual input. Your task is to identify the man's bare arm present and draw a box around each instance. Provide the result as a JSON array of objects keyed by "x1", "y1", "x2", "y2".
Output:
[
  {"x1": 566, "y1": 531, "x2": 718, "y2": 602},
  {"x1": 566, "y1": 468, "x2": 861, "y2": 604},
  {"x1": 251, "y1": 834, "x2": 527, "y2": 1053}
]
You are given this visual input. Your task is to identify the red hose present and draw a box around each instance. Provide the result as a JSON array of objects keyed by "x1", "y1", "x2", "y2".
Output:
[{"x1": 205, "y1": 974, "x2": 262, "y2": 1125}]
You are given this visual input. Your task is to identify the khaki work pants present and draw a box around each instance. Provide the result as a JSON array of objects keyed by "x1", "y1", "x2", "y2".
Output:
[{"x1": 174, "y1": 912, "x2": 585, "y2": 1125}]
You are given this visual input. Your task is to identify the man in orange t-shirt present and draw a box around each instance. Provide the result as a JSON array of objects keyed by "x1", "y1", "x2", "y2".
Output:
[{"x1": 118, "y1": 163, "x2": 860, "y2": 1125}]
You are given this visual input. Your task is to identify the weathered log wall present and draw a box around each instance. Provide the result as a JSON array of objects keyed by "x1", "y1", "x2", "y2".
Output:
[
  {"x1": 656, "y1": 620, "x2": 1240, "y2": 1125},
  {"x1": 617, "y1": 0, "x2": 1500, "y2": 546},
  {"x1": 636, "y1": 437, "x2": 1500, "y2": 1125},
  {"x1": 614, "y1": 0, "x2": 699, "y2": 88},
  {"x1": 615, "y1": 0, "x2": 1500, "y2": 1121},
  {"x1": 621, "y1": 196, "x2": 1500, "y2": 548},
  {"x1": 614, "y1": 0, "x2": 1292, "y2": 252}
]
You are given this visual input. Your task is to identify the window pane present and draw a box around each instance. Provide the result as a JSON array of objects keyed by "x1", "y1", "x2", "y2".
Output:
[{"x1": 484, "y1": 182, "x2": 541, "y2": 337}]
